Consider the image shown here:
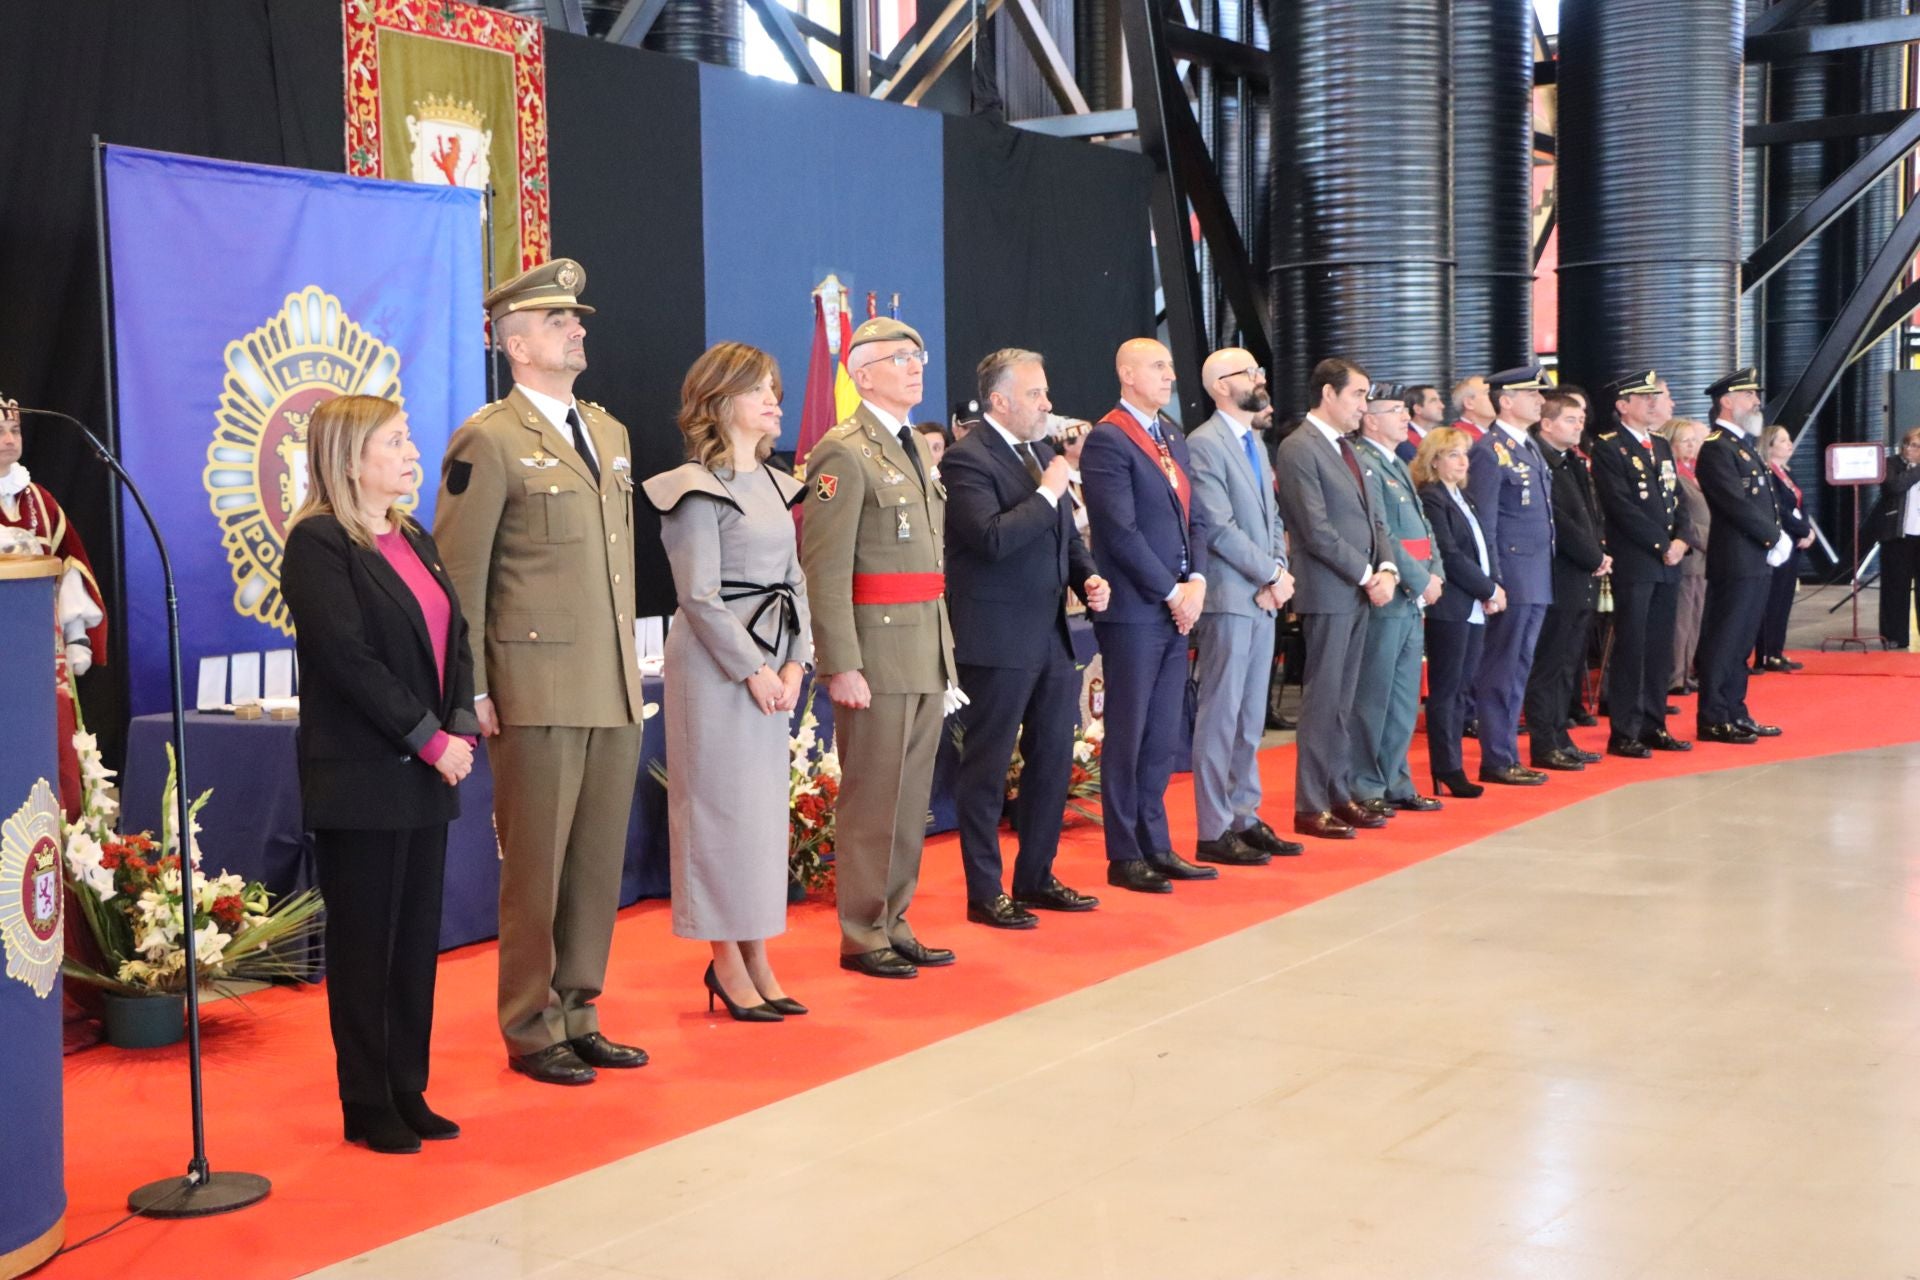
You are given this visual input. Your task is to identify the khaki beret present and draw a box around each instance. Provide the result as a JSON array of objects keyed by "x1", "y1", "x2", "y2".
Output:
[{"x1": 485, "y1": 258, "x2": 595, "y2": 322}]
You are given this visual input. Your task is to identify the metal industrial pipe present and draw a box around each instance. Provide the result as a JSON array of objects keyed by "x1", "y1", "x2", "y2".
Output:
[{"x1": 1452, "y1": 0, "x2": 1535, "y2": 379}]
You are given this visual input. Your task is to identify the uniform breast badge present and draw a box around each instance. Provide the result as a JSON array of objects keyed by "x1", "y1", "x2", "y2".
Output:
[
  {"x1": 815, "y1": 474, "x2": 839, "y2": 502},
  {"x1": 896, "y1": 508, "x2": 912, "y2": 541}
]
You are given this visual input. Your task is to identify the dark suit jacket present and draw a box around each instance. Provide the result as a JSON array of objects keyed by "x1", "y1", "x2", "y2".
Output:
[
  {"x1": 1079, "y1": 406, "x2": 1210, "y2": 625},
  {"x1": 1272, "y1": 418, "x2": 1392, "y2": 615},
  {"x1": 943, "y1": 427, "x2": 1097, "y2": 668},
  {"x1": 1695, "y1": 426, "x2": 1783, "y2": 580},
  {"x1": 1771, "y1": 468, "x2": 1811, "y2": 541},
  {"x1": 281, "y1": 513, "x2": 478, "y2": 831},
  {"x1": 1535, "y1": 437, "x2": 1606, "y2": 608},
  {"x1": 1869, "y1": 453, "x2": 1920, "y2": 543},
  {"x1": 1590, "y1": 429, "x2": 1697, "y2": 584},
  {"x1": 1420, "y1": 484, "x2": 1500, "y2": 624}
]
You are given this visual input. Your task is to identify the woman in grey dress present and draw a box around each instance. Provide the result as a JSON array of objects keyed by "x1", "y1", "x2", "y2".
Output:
[
  {"x1": 1660, "y1": 418, "x2": 1711, "y2": 693},
  {"x1": 642, "y1": 342, "x2": 811, "y2": 1022}
]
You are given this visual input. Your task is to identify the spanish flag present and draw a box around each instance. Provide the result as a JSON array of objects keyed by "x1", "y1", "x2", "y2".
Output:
[{"x1": 798, "y1": 274, "x2": 859, "y2": 474}]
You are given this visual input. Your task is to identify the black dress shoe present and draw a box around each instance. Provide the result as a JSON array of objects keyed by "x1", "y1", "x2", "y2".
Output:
[
  {"x1": 1462, "y1": 719, "x2": 1480, "y2": 739},
  {"x1": 1571, "y1": 748, "x2": 1604, "y2": 764},
  {"x1": 509, "y1": 1042, "x2": 597, "y2": 1086},
  {"x1": 343, "y1": 1102, "x2": 422, "y2": 1154},
  {"x1": 1238, "y1": 819, "x2": 1305, "y2": 857},
  {"x1": 1736, "y1": 718, "x2": 1783, "y2": 738},
  {"x1": 393, "y1": 1092, "x2": 460, "y2": 1140},
  {"x1": 1479, "y1": 764, "x2": 1547, "y2": 786},
  {"x1": 1781, "y1": 657, "x2": 1804, "y2": 671},
  {"x1": 1107, "y1": 859, "x2": 1173, "y2": 893},
  {"x1": 1194, "y1": 832, "x2": 1270, "y2": 866},
  {"x1": 1147, "y1": 851, "x2": 1220, "y2": 880},
  {"x1": 1386, "y1": 794, "x2": 1443, "y2": 812},
  {"x1": 892, "y1": 937, "x2": 956, "y2": 967},
  {"x1": 1607, "y1": 737, "x2": 1652, "y2": 759},
  {"x1": 569, "y1": 1032, "x2": 649, "y2": 1068},
  {"x1": 1014, "y1": 876, "x2": 1099, "y2": 911},
  {"x1": 1569, "y1": 709, "x2": 1599, "y2": 728},
  {"x1": 763, "y1": 995, "x2": 809, "y2": 1016},
  {"x1": 840, "y1": 947, "x2": 918, "y2": 978},
  {"x1": 1529, "y1": 748, "x2": 1586, "y2": 772},
  {"x1": 1267, "y1": 712, "x2": 1299, "y2": 731},
  {"x1": 1697, "y1": 722, "x2": 1758, "y2": 745},
  {"x1": 1640, "y1": 729, "x2": 1693, "y2": 752},
  {"x1": 1358, "y1": 797, "x2": 1399, "y2": 818},
  {"x1": 1294, "y1": 810, "x2": 1356, "y2": 839},
  {"x1": 967, "y1": 894, "x2": 1039, "y2": 929},
  {"x1": 1760, "y1": 655, "x2": 1794, "y2": 673},
  {"x1": 1331, "y1": 800, "x2": 1388, "y2": 829}
]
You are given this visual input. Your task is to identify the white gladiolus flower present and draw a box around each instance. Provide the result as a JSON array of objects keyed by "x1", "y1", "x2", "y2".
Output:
[{"x1": 65, "y1": 830, "x2": 116, "y2": 899}]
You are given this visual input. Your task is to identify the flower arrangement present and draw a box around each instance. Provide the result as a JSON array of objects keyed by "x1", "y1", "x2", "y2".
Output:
[
  {"x1": 62, "y1": 702, "x2": 324, "y2": 997},
  {"x1": 787, "y1": 681, "x2": 840, "y2": 893}
]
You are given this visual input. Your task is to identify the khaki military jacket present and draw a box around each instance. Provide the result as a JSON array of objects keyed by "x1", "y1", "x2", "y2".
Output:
[
  {"x1": 800, "y1": 402, "x2": 956, "y2": 694},
  {"x1": 433, "y1": 385, "x2": 645, "y2": 726}
]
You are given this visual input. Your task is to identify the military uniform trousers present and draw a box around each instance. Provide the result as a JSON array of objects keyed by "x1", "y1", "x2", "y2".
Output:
[
  {"x1": 1350, "y1": 605, "x2": 1424, "y2": 802},
  {"x1": 1526, "y1": 604, "x2": 1594, "y2": 759},
  {"x1": 953, "y1": 655, "x2": 1080, "y2": 903},
  {"x1": 491, "y1": 722, "x2": 643, "y2": 1057},
  {"x1": 834, "y1": 691, "x2": 943, "y2": 954},
  {"x1": 1607, "y1": 579, "x2": 1679, "y2": 744},
  {"x1": 1092, "y1": 618, "x2": 1189, "y2": 862},
  {"x1": 1696, "y1": 571, "x2": 1769, "y2": 727},
  {"x1": 1192, "y1": 610, "x2": 1277, "y2": 841},
  {"x1": 1293, "y1": 610, "x2": 1370, "y2": 814},
  {"x1": 1471, "y1": 603, "x2": 1547, "y2": 770}
]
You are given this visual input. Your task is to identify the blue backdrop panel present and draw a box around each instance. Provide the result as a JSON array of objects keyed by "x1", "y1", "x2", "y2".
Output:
[
  {"x1": 698, "y1": 65, "x2": 947, "y2": 445},
  {"x1": 104, "y1": 146, "x2": 484, "y2": 714}
]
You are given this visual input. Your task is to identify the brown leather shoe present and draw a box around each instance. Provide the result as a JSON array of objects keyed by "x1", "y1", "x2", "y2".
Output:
[
  {"x1": 1331, "y1": 800, "x2": 1388, "y2": 829},
  {"x1": 1293, "y1": 810, "x2": 1355, "y2": 840}
]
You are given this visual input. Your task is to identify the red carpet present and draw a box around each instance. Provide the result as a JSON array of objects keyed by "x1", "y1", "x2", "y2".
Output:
[{"x1": 44, "y1": 649, "x2": 1920, "y2": 1278}]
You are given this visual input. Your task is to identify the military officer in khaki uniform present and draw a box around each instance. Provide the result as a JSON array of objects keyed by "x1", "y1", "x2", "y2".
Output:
[
  {"x1": 801, "y1": 317, "x2": 961, "y2": 978},
  {"x1": 434, "y1": 259, "x2": 650, "y2": 1084}
]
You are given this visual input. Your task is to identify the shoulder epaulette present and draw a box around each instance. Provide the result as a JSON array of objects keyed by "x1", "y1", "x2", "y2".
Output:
[
  {"x1": 1706, "y1": 430, "x2": 1724, "y2": 441},
  {"x1": 1597, "y1": 431, "x2": 1620, "y2": 441},
  {"x1": 826, "y1": 419, "x2": 863, "y2": 439}
]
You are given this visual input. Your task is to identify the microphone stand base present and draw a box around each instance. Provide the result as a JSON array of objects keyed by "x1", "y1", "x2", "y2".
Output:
[{"x1": 128, "y1": 1170, "x2": 271, "y2": 1218}]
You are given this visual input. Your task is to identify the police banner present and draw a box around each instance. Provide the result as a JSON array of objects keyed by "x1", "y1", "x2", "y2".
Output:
[{"x1": 104, "y1": 145, "x2": 484, "y2": 713}]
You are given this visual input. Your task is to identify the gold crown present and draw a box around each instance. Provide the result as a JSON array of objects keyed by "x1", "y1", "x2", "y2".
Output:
[{"x1": 413, "y1": 94, "x2": 485, "y2": 130}]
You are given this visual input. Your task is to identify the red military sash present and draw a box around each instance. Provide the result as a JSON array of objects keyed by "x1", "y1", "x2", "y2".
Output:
[{"x1": 1099, "y1": 407, "x2": 1192, "y2": 517}]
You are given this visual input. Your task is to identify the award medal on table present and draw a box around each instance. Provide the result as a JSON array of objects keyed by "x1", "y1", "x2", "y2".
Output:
[{"x1": 0, "y1": 778, "x2": 62, "y2": 999}]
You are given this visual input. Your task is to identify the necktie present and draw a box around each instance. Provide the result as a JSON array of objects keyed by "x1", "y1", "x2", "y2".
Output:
[
  {"x1": 1336, "y1": 436, "x2": 1369, "y2": 508},
  {"x1": 1241, "y1": 429, "x2": 1262, "y2": 480},
  {"x1": 1015, "y1": 441, "x2": 1045, "y2": 485},
  {"x1": 566, "y1": 406, "x2": 600, "y2": 486},
  {"x1": 897, "y1": 425, "x2": 926, "y2": 485}
]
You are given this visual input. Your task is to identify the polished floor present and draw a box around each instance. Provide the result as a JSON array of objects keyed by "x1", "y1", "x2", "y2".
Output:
[{"x1": 310, "y1": 733, "x2": 1920, "y2": 1280}]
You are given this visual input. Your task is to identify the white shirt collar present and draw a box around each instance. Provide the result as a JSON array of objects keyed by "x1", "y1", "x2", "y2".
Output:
[
  {"x1": 1623, "y1": 423, "x2": 1652, "y2": 446},
  {"x1": 1355, "y1": 433, "x2": 1397, "y2": 461},
  {"x1": 862, "y1": 400, "x2": 909, "y2": 435},
  {"x1": 1216, "y1": 407, "x2": 1254, "y2": 438},
  {"x1": 982, "y1": 414, "x2": 1027, "y2": 454},
  {"x1": 1495, "y1": 420, "x2": 1531, "y2": 445},
  {"x1": 1120, "y1": 399, "x2": 1161, "y2": 433},
  {"x1": 516, "y1": 384, "x2": 599, "y2": 466},
  {"x1": 1305, "y1": 413, "x2": 1345, "y2": 446},
  {"x1": 1715, "y1": 417, "x2": 1745, "y2": 438}
]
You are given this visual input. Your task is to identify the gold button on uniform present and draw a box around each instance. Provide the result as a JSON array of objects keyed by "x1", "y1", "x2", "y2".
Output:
[
  {"x1": 609, "y1": 533, "x2": 618, "y2": 544},
  {"x1": 614, "y1": 573, "x2": 621, "y2": 584},
  {"x1": 882, "y1": 615, "x2": 891, "y2": 624},
  {"x1": 528, "y1": 630, "x2": 539, "y2": 640},
  {"x1": 549, "y1": 485, "x2": 559, "y2": 494}
]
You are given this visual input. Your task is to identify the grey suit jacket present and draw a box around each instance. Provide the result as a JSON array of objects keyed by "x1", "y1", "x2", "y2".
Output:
[
  {"x1": 1273, "y1": 419, "x2": 1393, "y2": 616},
  {"x1": 1188, "y1": 411, "x2": 1287, "y2": 618}
]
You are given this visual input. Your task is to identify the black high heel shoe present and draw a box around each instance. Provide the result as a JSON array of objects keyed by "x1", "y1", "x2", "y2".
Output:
[
  {"x1": 1432, "y1": 770, "x2": 1485, "y2": 799},
  {"x1": 342, "y1": 1102, "x2": 422, "y2": 1154},
  {"x1": 705, "y1": 962, "x2": 782, "y2": 1022},
  {"x1": 393, "y1": 1092, "x2": 461, "y2": 1140},
  {"x1": 762, "y1": 995, "x2": 809, "y2": 1016}
]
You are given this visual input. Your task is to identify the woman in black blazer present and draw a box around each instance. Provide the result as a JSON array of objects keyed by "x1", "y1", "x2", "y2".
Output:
[
  {"x1": 1872, "y1": 427, "x2": 1920, "y2": 648},
  {"x1": 281, "y1": 394, "x2": 477, "y2": 1155},
  {"x1": 1413, "y1": 428, "x2": 1506, "y2": 798},
  {"x1": 1753, "y1": 425, "x2": 1815, "y2": 672}
]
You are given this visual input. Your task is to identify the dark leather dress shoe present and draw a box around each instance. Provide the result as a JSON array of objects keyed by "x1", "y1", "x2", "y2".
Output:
[
  {"x1": 1530, "y1": 748, "x2": 1586, "y2": 772},
  {"x1": 1331, "y1": 800, "x2": 1388, "y2": 829},
  {"x1": 1569, "y1": 709, "x2": 1599, "y2": 728},
  {"x1": 1386, "y1": 793, "x2": 1443, "y2": 812},
  {"x1": 967, "y1": 894, "x2": 1038, "y2": 929},
  {"x1": 1463, "y1": 718, "x2": 1480, "y2": 739},
  {"x1": 1736, "y1": 718, "x2": 1783, "y2": 738},
  {"x1": 1238, "y1": 819, "x2": 1304, "y2": 856},
  {"x1": 1014, "y1": 876, "x2": 1099, "y2": 911},
  {"x1": 840, "y1": 947, "x2": 918, "y2": 978},
  {"x1": 570, "y1": 1032, "x2": 648, "y2": 1069},
  {"x1": 1148, "y1": 851, "x2": 1220, "y2": 880},
  {"x1": 1607, "y1": 737, "x2": 1652, "y2": 759},
  {"x1": 1358, "y1": 797, "x2": 1398, "y2": 818},
  {"x1": 1571, "y1": 748, "x2": 1604, "y2": 764},
  {"x1": 1760, "y1": 655, "x2": 1794, "y2": 673},
  {"x1": 509, "y1": 1042, "x2": 597, "y2": 1086},
  {"x1": 1194, "y1": 832, "x2": 1270, "y2": 866},
  {"x1": 1107, "y1": 859, "x2": 1172, "y2": 893},
  {"x1": 892, "y1": 937, "x2": 956, "y2": 967},
  {"x1": 1479, "y1": 764, "x2": 1547, "y2": 786},
  {"x1": 1641, "y1": 729, "x2": 1693, "y2": 752},
  {"x1": 1697, "y1": 722, "x2": 1758, "y2": 745},
  {"x1": 1294, "y1": 810, "x2": 1355, "y2": 840}
]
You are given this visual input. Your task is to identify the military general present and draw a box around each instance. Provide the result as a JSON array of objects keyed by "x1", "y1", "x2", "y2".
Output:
[
  {"x1": 800, "y1": 317, "x2": 960, "y2": 979},
  {"x1": 434, "y1": 259, "x2": 651, "y2": 1085}
]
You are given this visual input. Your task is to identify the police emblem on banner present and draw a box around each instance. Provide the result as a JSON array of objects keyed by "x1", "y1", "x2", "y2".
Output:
[
  {"x1": 1, "y1": 778, "x2": 63, "y2": 999},
  {"x1": 202, "y1": 286, "x2": 409, "y2": 635}
]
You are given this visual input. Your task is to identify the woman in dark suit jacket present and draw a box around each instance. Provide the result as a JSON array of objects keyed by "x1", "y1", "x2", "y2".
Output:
[
  {"x1": 1753, "y1": 425, "x2": 1814, "y2": 672},
  {"x1": 281, "y1": 394, "x2": 477, "y2": 1155},
  {"x1": 1414, "y1": 428, "x2": 1506, "y2": 798},
  {"x1": 1872, "y1": 427, "x2": 1920, "y2": 648}
]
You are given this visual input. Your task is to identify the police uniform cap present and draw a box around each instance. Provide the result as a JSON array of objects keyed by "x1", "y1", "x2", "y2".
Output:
[
  {"x1": 1704, "y1": 367, "x2": 1762, "y2": 400},
  {"x1": 485, "y1": 258, "x2": 595, "y2": 322},
  {"x1": 1487, "y1": 365, "x2": 1551, "y2": 394},
  {"x1": 1605, "y1": 369, "x2": 1661, "y2": 399},
  {"x1": 1366, "y1": 381, "x2": 1410, "y2": 404},
  {"x1": 848, "y1": 317, "x2": 924, "y2": 351}
]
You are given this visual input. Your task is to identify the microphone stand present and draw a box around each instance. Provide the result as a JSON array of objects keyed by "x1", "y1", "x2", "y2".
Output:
[{"x1": 21, "y1": 406, "x2": 270, "y2": 1217}]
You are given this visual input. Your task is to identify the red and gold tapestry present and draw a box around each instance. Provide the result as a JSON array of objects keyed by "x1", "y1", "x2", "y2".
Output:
[{"x1": 343, "y1": 0, "x2": 551, "y2": 286}]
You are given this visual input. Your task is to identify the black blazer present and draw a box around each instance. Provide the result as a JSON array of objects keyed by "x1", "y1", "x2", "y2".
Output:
[
  {"x1": 1591, "y1": 429, "x2": 1697, "y2": 584},
  {"x1": 1870, "y1": 454, "x2": 1920, "y2": 542},
  {"x1": 1535, "y1": 438, "x2": 1606, "y2": 608},
  {"x1": 1770, "y1": 469, "x2": 1811, "y2": 542},
  {"x1": 942, "y1": 428, "x2": 1097, "y2": 669},
  {"x1": 1420, "y1": 483, "x2": 1500, "y2": 623},
  {"x1": 281, "y1": 513, "x2": 477, "y2": 831}
]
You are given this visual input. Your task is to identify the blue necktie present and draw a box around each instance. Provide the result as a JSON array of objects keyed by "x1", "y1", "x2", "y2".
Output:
[
  {"x1": 1241, "y1": 429, "x2": 1262, "y2": 479},
  {"x1": 1146, "y1": 419, "x2": 1163, "y2": 444}
]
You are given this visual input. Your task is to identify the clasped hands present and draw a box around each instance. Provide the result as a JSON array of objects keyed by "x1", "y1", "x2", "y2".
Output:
[
  {"x1": 1254, "y1": 569, "x2": 1295, "y2": 614},
  {"x1": 432, "y1": 735, "x2": 475, "y2": 787},
  {"x1": 1167, "y1": 578, "x2": 1206, "y2": 634},
  {"x1": 746, "y1": 661, "x2": 806, "y2": 716}
]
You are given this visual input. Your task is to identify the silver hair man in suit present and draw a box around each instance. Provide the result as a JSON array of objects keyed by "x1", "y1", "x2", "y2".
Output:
[
  {"x1": 1271, "y1": 357, "x2": 1399, "y2": 841},
  {"x1": 1186, "y1": 348, "x2": 1303, "y2": 865}
]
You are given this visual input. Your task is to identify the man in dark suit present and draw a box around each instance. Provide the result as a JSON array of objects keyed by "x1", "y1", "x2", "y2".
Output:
[
  {"x1": 1523, "y1": 386, "x2": 1609, "y2": 772},
  {"x1": 944, "y1": 349, "x2": 1110, "y2": 928},
  {"x1": 1272, "y1": 357, "x2": 1398, "y2": 839},
  {"x1": 1080, "y1": 338, "x2": 1214, "y2": 892},
  {"x1": 1591, "y1": 369, "x2": 1697, "y2": 758},
  {"x1": 1398, "y1": 384, "x2": 1445, "y2": 463},
  {"x1": 1694, "y1": 367, "x2": 1789, "y2": 744},
  {"x1": 1465, "y1": 366, "x2": 1556, "y2": 786}
]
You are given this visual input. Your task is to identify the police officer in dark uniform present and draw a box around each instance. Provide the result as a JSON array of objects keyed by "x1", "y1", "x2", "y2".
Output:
[
  {"x1": 1464, "y1": 365, "x2": 1556, "y2": 786},
  {"x1": 1694, "y1": 367, "x2": 1789, "y2": 744},
  {"x1": 1591, "y1": 370, "x2": 1697, "y2": 758}
]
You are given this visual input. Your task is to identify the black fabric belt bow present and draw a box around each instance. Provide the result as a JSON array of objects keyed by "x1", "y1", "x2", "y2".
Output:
[{"x1": 719, "y1": 580, "x2": 800, "y2": 657}]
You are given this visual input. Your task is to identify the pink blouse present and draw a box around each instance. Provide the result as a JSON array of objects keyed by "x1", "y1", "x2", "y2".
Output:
[{"x1": 375, "y1": 529, "x2": 456, "y2": 765}]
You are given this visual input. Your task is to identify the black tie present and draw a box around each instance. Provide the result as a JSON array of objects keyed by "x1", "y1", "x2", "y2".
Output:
[
  {"x1": 567, "y1": 406, "x2": 600, "y2": 486},
  {"x1": 1015, "y1": 441, "x2": 1045, "y2": 485},
  {"x1": 897, "y1": 425, "x2": 926, "y2": 485}
]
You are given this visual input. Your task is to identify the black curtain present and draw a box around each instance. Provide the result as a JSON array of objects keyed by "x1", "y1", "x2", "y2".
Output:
[{"x1": 940, "y1": 115, "x2": 1154, "y2": 422}]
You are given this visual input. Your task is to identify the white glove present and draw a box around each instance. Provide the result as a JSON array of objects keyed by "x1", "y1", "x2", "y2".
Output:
[
  {"x1": 64, "y1": 642, "x2": 92, "y2": 676},
  {"x1": 941, "y1": 681, "x2": 971, "y2": 718},
  {"x1": 1765, "y1": 531, "x2": 1792, "y2": 568}
]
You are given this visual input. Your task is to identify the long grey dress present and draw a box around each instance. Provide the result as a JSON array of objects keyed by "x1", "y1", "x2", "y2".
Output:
[{"x1": 642, "y1": 462, "x2": 811, "y2": 940}]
